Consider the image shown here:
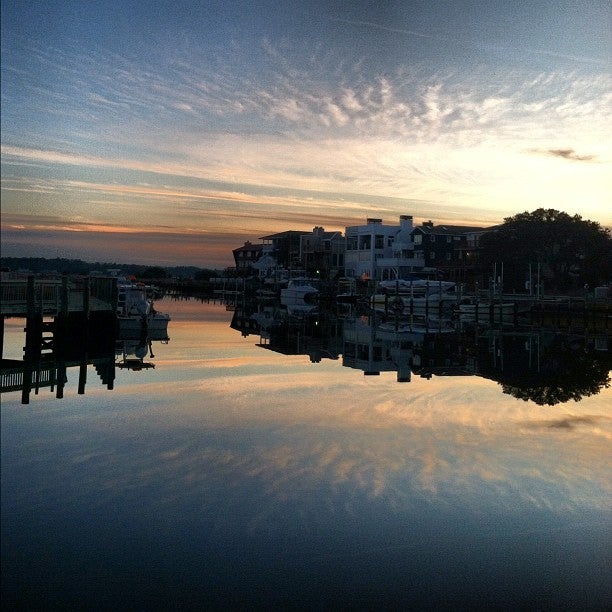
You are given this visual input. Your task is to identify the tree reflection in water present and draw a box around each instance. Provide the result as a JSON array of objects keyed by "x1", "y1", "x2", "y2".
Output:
[{"x1": 491, "y1": 334, "x2": 611, "y2": 405}]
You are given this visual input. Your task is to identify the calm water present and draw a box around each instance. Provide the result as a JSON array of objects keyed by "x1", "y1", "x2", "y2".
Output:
[{"x1": 2, "y1": 297, "x2": 611, "y2": 610}]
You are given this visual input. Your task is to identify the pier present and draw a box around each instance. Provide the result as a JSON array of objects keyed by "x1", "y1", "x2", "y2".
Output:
[
  {"x1": 0, "y1": 275, "x2": 117, "y2": 318},
  {"x1": 1, "y1": 275, "x2": 118, "y2": 403}
]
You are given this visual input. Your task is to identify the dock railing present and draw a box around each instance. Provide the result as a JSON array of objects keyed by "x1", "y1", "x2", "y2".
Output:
[
  {"x1": 1, "y1": 276, "x2": 116, "y2": 317},
  {"x1": 1, "y1": 279, "x2": 62, "y2": 316}
]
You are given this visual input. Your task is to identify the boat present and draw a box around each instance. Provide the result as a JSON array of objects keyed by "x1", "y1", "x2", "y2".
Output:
[
  {"x1": 116, "y1": 279, "x2": 170, "y2": 334},
  {"x1": 371, "y1": 291, "x2": 457, "y2": 315},
  {"x1": 280, "y1": 278, "x2": 319, "y2": 303},
  {"x1": 115, "y1": 326, "x2": 169, "y2": 371}
]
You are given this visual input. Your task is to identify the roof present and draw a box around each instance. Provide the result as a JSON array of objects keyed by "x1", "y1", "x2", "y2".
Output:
[
  {"x1": 232, "y1": 242, "x2": 264, "y2": 254},
  {"x1": 259, "y1": 230, "x2": 310, "y2": 240},
  {"x1": 413, "y1": 224, "x2": 497, "y2": 236},
  {"x1": 305, "y1": 231, "x2": 344, "y2": 240}
]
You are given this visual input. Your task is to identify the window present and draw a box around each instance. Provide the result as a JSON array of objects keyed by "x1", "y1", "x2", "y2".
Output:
[
  {"x1": 429, "y1": 251, "x2": 436, "y2": 259},
  {"x1": 447, "y1": 236, "x2": 452, "y2": 243},
  {"x1": 413, "y1": 234, "x2": 422, "y2": 245},
  {"x1": 430, "y1": 235, "x2": 436, "y2": 242},
  {"x1": 375, "y1": 235, "x2": 384, "y2": 249},
  {"x1": 359, "y1": 235, "x2": 371, "y2": 250}
]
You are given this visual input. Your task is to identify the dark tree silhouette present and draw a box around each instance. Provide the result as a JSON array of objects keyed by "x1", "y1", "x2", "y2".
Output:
[{"x1": 479, "y1": 208, "x2": 612, "y2": 292}]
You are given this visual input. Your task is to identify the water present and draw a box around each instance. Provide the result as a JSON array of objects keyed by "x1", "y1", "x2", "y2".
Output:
[{"x1": 2, "y1": 297, "x2": 611, "y2": 610}]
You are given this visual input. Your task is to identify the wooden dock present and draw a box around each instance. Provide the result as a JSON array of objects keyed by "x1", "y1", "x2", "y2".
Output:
[{"x1": 0, "y1": 275, "x2": 117, "y2": 317}]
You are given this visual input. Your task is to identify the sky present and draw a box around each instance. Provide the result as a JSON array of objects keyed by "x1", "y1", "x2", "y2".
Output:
[{"x1": 1, "y1": 0, "x2": 611, "y2": 268}]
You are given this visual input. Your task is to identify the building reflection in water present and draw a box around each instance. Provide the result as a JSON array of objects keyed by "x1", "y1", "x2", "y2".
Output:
[{"x1": 230, "y1": 297, "x2": 610, "y2": 406}]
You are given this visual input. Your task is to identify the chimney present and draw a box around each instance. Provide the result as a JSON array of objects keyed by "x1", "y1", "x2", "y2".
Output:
[
  {"x1": 422, "y1": 220, "x2": 434, "y2": 228},
  {"x1": 367, "y1": 218, "x2": 382, "y2": 225},
  {"x1": 399, "y1": 215, "x2": 413, "y2": 231}
]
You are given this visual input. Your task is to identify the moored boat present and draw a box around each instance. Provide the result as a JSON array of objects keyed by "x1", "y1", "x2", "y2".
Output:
[
  {"x1": 116, "y1": 278, "x2": 170, "y2": 334},
  {"x1": 280, "y1": 278, "x2": 320, "y2": 303}
]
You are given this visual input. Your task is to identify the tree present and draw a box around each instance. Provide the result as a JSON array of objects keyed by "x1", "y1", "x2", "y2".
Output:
[
  {"x1": 140, "y1": 266, "x2": 168, "y2": 279},
  {"x1": 478, "y1": 208, "x2": 612, "y2": 292},
  {"x1": 194, "y1": 268, "x2": 216, "y2": 281}
]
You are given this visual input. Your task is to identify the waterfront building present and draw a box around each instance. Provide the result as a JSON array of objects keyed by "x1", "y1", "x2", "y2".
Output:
[
  {"x1": 412, "y1": 221, "x2": 497, "y2": 283},
  {"x1": 299, "y1": 227, "x2": 345, "y2": 280},
  {"x1": 344, "y1": 215, "x2": 422, "y2": 282},
  {"x1": 232, "y1": 241, "x2": 264, "y2": 272},
  {"x1": 259, "y1": 230, "x2": 310, "y2": 272}
]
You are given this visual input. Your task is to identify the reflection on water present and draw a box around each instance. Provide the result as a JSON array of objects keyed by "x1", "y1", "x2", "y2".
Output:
[
  {"x1": 1, "y1": 297, "x2": 611, "y2": 610},
  {"x1": 3, "y1": 294, "x2": 609, "y2": 406},
  {"x1": 1, "y1": 316, "x2": 170, "y2": 403},
  {"x1": 231, "y1": 296, "x2": 611, "y2": 405}
]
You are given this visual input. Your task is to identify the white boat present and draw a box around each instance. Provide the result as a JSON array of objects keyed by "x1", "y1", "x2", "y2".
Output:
[
  {"x1": 371, "y1": 292, "x2": 456, "y2": 314},
  {"x1": 116, "y1": 279, "x2": 170, "y2": 334},
  {"x1": 280, "y1": 278, "x2": 319, "y2": 303}
]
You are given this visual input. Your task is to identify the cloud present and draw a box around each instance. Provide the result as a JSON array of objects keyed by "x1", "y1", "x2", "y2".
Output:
[
  {"x1": 520, "y1": 414, "x2": 609, "y2": 431},
  {"x1": 529, "y1": 148, "x2": 599, "y2": 162},
  {"x1": 3, "y1": 35, "x2": 611, "y2": 262}
]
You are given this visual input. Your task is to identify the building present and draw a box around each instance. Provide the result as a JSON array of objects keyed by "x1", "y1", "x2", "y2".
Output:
[
  {"x1": 300, "y1": 227, "x2": 346, "y2": 280},
  {"x1": 232, "y1": 241, "x2": 264, "y2": 272},
  {"x1": 344, "y1": 216, "x2": 422, "y2": 282},
  {"x1": 260, "y1": 230, "x2": 310, "y2": 271},
  {"x1": 411, "y1": 221, "x2": 496, "y2": 282}
]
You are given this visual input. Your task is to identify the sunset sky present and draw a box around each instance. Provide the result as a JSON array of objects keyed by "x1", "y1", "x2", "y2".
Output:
[{"x1": 2, "y1": 0, "x2": 610, "y2": 268}]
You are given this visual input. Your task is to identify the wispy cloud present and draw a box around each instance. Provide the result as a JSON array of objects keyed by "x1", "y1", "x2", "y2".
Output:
[
  {"x1": 520, "y1": 414, "x2": 610, "y2": 431},
  {"x1": 2, "y1": 34, "x2": 611, "y2": 264},
  {"x1": 529, "y1": 148, "x2": 599, "y2": 163}
]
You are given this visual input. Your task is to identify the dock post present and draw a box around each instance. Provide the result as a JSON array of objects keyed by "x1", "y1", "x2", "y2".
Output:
[
  {"x1": 83, "y1": 276, "x2": 91, "y2": 317},
  {"x1": 78, "y1": 315, "x2": 90, "y2": 395},
  {"x1": 26, "y1": 275, "x2": 35, "y2": 319},
  {"x1": 61, "y1": 274, "x2": 69, "y2": 316},
  {"x1": 78, "y1": 358, "x2": 87, "y2": 395},
  {"x1": 56, "y1": 360, "x2": 66, "y2": 399}
]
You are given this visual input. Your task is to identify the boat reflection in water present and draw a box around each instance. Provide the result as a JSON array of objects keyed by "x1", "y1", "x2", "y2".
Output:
[
  {"x1": 115, "y1": 326, "x2": 169, "y2": 371},
  {"x1": 231, "y1": 295, "x2": 611, "y2": 405}
]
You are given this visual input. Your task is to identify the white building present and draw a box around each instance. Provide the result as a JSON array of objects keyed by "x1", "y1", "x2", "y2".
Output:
[{"x1": 344, "y1": 216, "x2": 425, "y2": 281}]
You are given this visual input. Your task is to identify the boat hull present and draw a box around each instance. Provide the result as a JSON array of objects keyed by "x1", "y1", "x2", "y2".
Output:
[{"x1": 118, "y1": 313, "x2": 170, "y2": 333}]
